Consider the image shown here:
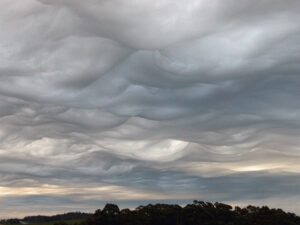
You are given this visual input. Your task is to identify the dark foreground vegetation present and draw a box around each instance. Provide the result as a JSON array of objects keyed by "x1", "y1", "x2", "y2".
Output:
[{"x1": 2, "y1": 201, "x2": 300, "y2": 225}]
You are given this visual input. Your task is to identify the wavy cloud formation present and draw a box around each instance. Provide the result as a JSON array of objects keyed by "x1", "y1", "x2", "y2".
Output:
[{"x1": 1, "y1": 0, "x2": 300, "y2": 217}]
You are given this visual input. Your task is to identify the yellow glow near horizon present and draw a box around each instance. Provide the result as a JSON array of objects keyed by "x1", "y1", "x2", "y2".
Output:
[{"x1": 0, "y1": 185, "x2": 196, "y2": 200}]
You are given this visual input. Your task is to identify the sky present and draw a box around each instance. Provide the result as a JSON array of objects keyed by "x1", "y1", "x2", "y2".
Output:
[{"x1": 1, "y1": 0, "x2": 300, "y2": 218}]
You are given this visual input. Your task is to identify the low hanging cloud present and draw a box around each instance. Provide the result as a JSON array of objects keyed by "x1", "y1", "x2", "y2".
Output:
[{"x1": 1, "y1": 0, "x2": 300, "y2": 217}]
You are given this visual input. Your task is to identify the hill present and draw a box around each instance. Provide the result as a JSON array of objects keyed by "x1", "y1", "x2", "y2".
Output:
[
  {"x1": 2, "y1": 201, "x2": 300, "y2": 225},
  {"x1": 0, "y1": 212, "x2": 91, "y2": 225}
]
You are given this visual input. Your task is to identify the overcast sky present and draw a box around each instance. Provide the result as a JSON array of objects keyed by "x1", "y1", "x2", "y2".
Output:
[{"x1": 1, "y1": 0, "x2": 300, "y2": 218}]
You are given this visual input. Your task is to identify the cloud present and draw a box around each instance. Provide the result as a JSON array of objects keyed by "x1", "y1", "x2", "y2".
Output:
[{"x1": 0, "y1": 0, "x2": 300, "y2": 217}]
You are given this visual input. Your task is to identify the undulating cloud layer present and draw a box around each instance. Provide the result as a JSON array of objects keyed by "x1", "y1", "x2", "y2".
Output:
[{"x1": 1, "y1": 0, "x2": 300, "y2": 218}]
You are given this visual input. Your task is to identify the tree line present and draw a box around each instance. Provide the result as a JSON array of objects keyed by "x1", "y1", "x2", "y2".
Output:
[
  {"x1": 79, "y1": 201, "x2": 300, "y2": 225},
  {"x1": 2, "y1": 201, "x2": 300, "y2": 225}
]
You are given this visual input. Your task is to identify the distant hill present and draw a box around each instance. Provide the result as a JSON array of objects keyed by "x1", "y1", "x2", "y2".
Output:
[
  {"x1": 23, "y1": 212, "x2": 92, "y2": 223},
  {"x1": 2, "y1": 201, "x2": 300, "y2": 225},
  {"x1": 0, "y1": 212, "x2": 91, "y2": 225}
]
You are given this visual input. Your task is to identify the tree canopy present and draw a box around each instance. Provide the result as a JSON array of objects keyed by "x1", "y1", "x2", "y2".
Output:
[
  {"x1": 2, "y1": 201, "x2": 300, "y2": 225},
  {"x1": 81, "y1": 201, "x2": 300, "y2": 225}
]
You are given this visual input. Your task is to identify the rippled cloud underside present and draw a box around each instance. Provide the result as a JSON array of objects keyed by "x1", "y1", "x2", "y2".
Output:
[{"x1": 1, "y1": 0, "x2": 300, "y2": 218}]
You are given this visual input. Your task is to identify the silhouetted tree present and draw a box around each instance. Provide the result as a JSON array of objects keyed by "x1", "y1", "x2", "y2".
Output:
[
  {"x1": 3, "y1": 201, "x2": 300, "y2": 225},
  {"x1": 82, "y1": 201, "x2": 300, "y2": 225}
]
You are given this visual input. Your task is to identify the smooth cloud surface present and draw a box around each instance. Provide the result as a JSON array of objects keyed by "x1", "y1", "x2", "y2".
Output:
[{"x1": 1, "y1": 0, "x2": 300, "y2": 217}]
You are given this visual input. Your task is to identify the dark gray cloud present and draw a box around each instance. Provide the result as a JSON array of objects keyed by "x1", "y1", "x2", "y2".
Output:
[{"x1": 0, "y1": 0, "x2": 300, "y2": 218}]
